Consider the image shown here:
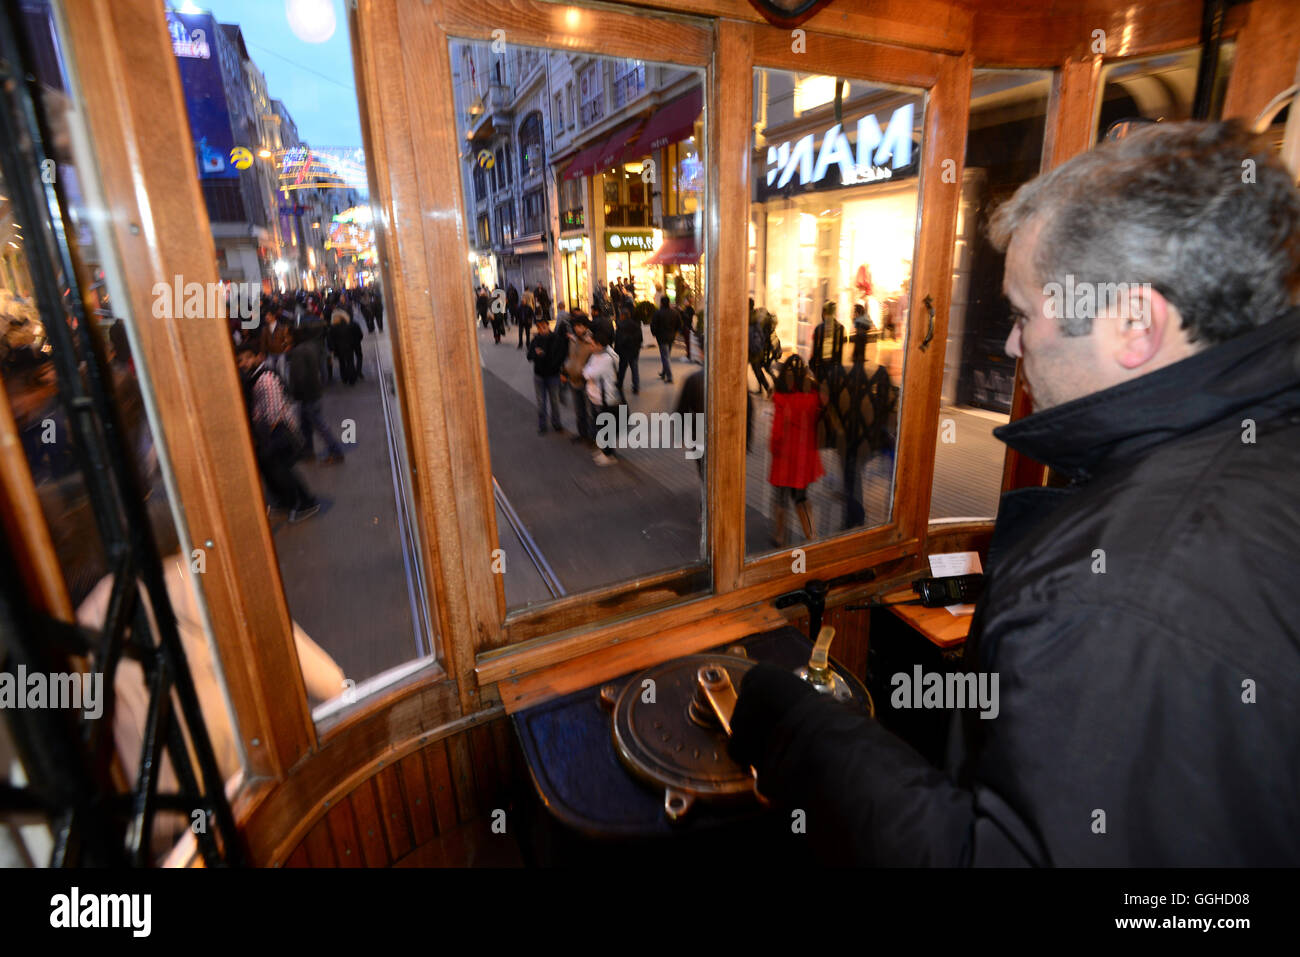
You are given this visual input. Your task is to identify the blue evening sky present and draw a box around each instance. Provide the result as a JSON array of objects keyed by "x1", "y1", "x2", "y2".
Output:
[{"x1": 169, "y1": 0, "x2": 362, "y2": 149}]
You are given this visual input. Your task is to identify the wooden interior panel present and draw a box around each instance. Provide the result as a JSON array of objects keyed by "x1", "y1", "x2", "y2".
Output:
[
  {"x1": 971, "y1": 0, "x2": 1245, "y2": 66},
  {"x1": 604, "y1": 0, "x2": 972, "y2": 53},
  {"x1": 436, "y1": 0, "x2": 712, "y2": 64},
  {"x1": 275, "y1": 717, "x2": 522, "y2": 867},
  {"x1": 1220, "y1": 0, "x2": 1300, "y2": 123},
  {"x1": 347, "y1": 779, "x2": 391, "y2": 867},
  {"x1": 398, "y1": 751, "x2": 438, "y2": 848},
  {"x1": 424, "y1": 739, "x2": 460, "y2": 834},
  {"x1": 373, "y1": 763, "x2": 415, "y2": 861},
  {"x1": 325, "y1": 799, "x2": 364, "y2": 868}
]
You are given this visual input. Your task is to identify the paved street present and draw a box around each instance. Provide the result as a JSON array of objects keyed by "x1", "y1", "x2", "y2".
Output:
[
  {"x1": 479, "y1": 322, "x2": 709, "y2": 609},
  {"x1": 269, "y1": 327, "x2": 424, "y2": 688},
  {"x1": 480, "y1": 320, "x2": 1008, "y2": 609}
]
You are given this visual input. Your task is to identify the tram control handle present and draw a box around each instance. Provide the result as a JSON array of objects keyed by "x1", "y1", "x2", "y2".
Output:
[{"x1": 773, "y1": 567, "x2": 878, "y2": 644}]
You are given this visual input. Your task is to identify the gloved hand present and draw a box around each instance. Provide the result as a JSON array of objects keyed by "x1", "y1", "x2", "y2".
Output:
[{"x1": 729, "y1": 662, "x2": 818, "y2": 769}]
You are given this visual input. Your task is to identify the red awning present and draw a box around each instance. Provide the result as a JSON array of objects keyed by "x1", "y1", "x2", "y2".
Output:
[
  {"x1": 562, "y1": 142, "x2": 600, "y2": 181},
  {"x1": 630, "y1": 87, "x2": 703, "y2": 155},
  {"x1": 594, "y1": 121, "x2": 644, "y2": 172},
  {"x1": 644, "y1": 235, "x2": 700, "y2": 266}
]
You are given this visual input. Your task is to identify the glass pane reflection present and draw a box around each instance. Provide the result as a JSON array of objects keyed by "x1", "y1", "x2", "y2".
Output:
[
  {"x1": 745, "y1": 69, "x2": 923, "y2": 556},
  {"x1": 451, "y1": 39, "x2": 709, "y2": 610}
]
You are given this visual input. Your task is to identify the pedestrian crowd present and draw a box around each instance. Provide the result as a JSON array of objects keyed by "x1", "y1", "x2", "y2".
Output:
[
  {"x1": 749, "y1": 296, "x2": 900, "y2": 546},
  {"x1": 478, "y1": 275, "x2": 705, "y2": 469},
  {"x1": 230, "y1": 284, "x2": 385, "y2": 524}
]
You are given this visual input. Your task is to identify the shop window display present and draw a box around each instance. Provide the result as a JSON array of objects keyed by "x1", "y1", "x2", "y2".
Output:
[{"x1": 744, "y1": 68, "x2": 923, "y2": 556}]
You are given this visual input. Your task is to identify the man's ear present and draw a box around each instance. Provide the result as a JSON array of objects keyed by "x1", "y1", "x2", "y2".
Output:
[{"x1": 1113, "y1": 284, "x2": 1168, "y2": 370}]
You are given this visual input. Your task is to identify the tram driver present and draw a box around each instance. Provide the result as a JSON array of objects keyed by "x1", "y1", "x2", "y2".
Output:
[{"x1": 730, "y1": 120, "x2": 1300, "y2": 866}]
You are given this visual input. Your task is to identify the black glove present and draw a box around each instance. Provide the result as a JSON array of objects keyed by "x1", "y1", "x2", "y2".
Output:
[{"x1": 729, "y1": 662, "x2": 818, "y2": 769}]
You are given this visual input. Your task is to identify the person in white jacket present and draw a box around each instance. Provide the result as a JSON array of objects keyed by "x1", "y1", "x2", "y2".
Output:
[{"x1": 583, "y1": 326, "x2": 621, "y2": 467}]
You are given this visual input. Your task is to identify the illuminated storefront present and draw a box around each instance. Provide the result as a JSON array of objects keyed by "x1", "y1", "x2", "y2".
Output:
[
  {"x1": 749, "y1": 89, "x2": 922, "y2": 362},
  {"x1": 558, "y1": 235, "x2": 589, "y2": 311},
  {"x1": 602, "y1": 228, "x2": 657, "y2": 299}
]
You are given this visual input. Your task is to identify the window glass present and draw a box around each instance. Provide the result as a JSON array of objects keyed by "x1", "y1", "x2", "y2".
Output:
[
  {"x1": 929, "y1": 70, "x2": 1049, "y2": 522},
  {"x1": 746, "y1": 68, "x2": 922, "y2": 556},
  {"x1": 1094, "y1": 43, "x2": 1235, "y2": 145},
  {"x1": 166, "y1": 1, "x2": 437, "y2": 718},
  {"x1": 452, "y1": 37, "x2": 707, "y2": 610}
]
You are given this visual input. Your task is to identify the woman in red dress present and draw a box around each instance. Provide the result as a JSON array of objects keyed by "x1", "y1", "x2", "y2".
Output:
[{"x1": 768, "y1": 354, "x2": 823, "y2": 546}]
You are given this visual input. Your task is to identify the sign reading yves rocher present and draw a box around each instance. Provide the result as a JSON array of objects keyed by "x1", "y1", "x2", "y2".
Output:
[{"x1": 757, "y1": 102, "x2": 918, "y2": 200}]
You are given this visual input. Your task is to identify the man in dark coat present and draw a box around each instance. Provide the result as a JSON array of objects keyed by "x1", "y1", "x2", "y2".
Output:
[
  {"x1": 650, "y1": 295, "x2": 680, "y2": 384},
  {"x1": 288, "y1": 326, "x2": 345, "y2": 464},
  {"x1": 730, "y1": 120, "x2": 1300, "y2": 866},
  {"x1": 527, "y1": 314, "x2": 566, "y2": 434},
  {"x1": 614, "y1": 303, "x2": 643, "y2": 395}
]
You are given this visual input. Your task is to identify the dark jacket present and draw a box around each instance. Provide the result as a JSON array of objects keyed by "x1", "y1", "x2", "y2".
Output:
[
  {"x1": 528, "y1": 330, "x2": 566, "y2": 378},
  {"x1": 615, "y1": 315, "x2": 643, "y2": 356},
  {"x1": 651, "y1": 306, "x2": 680, "y2": 345},
  {"x1": 732, "y1": 310, "x2": 1300, "y2": 866},
  {"x1": 287, "y1": 341, "x2": 323, "y2": 402},
  {"x1": 809, "y1": 319, "x2": 845, "y2": 378}
]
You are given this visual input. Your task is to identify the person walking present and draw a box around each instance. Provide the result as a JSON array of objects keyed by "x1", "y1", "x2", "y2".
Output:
[
  {"x1": 535, "y1": 283, "x2": 551, "y2": 323},
  {"x1": 490, "y1": 286, "x2": 506, "y2": 344},
  {"x1": 585, "y1": 325, "x2": 620, "y2": 467},
  {"x1": 369, "y1": 286, "x2": 384, "y2": 333},
  {"x1": 328, "y1": 305, "x2": 357, "y2": 385},
  {"x1": 348, "y1": 302, "x2": 366, "y2": 380},
  {"x1": 562, "y1": 312, "x2": 599, "y2": 443},
  {"x1": 650, "y1": 295, "x2": 680, "y2": 383},
  {"x1": 350, "y1": 289, "x2": 374, "y2": 333},
  {"x1": 288, "y1": 326, "x2": 346, "y2": 465},
  {"x1": 517, "y1": 290, "x2": 536, "y2": 350},
  {"x1": 476, "y1": 285, "x2": 490, "y2": 328},
  {"x1": 614, "y1": 303, "x2": 642, "y2": 396},
  {"x1": 527, "y1": 313, "x2": 565, "y2": 434},
  {"x1": 260, "y1": 308, "x2": 293, "y2": 379},
  {"x1": 679, "y1": 294, "x2": 695, "y2": 362},
  {"x1": 768, "y1": 355, "x2": 823, "y2": 546},
  {"x1": 237, "y1": 343, "x2": 319, "y2": 523}
]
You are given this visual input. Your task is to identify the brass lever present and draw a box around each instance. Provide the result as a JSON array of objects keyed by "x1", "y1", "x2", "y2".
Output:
[
  {"x1": 796, "y1": 626, "x2": 854, "y2": 701},
  {"x1": 696, "y1": 664, "x2": 739, "y2": 736}
]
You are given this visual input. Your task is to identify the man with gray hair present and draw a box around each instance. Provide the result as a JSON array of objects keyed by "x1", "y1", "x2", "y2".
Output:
[{"x1": 730, "y1": 120, "x2": 1300, "y2": 866}]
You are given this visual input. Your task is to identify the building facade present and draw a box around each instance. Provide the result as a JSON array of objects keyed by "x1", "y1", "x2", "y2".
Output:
[{"x1": 452, "y1": 41, "x2": 705, "y2": 314}]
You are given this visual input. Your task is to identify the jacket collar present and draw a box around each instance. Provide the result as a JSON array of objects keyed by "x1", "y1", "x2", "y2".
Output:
[{"x1": 995, "y1": 309, "x2": 1300, "y2": 481}]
